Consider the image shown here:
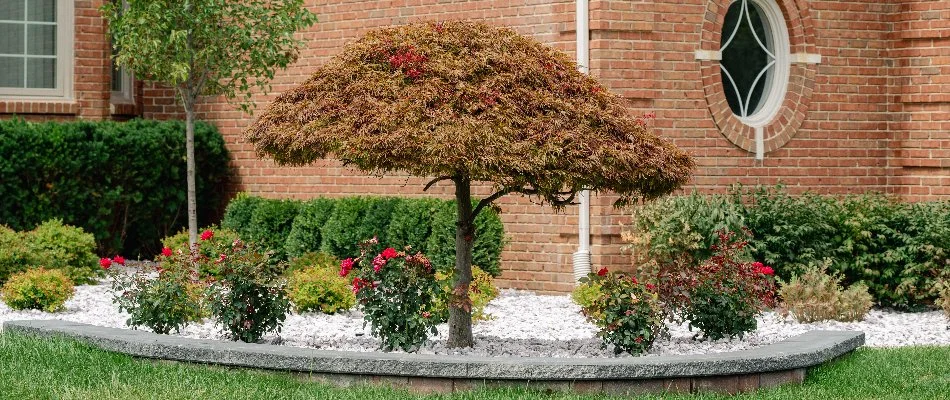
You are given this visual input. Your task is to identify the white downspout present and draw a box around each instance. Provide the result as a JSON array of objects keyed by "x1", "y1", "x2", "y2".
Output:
[{"x1": 572, "y1": 0, "x2": 592, "y2": 284}]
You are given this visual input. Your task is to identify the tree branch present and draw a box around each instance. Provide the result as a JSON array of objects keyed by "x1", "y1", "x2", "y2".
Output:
[
  {"x1": 423, "y1": 176, "x2": 453, "y2": 191},
  {"x1": 471, "y1": 186, "x2": 521, "y2": 222}
]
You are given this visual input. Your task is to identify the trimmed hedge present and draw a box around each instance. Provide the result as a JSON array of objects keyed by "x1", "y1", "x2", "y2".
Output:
[
  {"x1": 0, "y1": 119, "x2": 230, "y2": 257},
  {"x1": 222, "y1": 195, "x2": 506, "y2": 276},
  {"x1": 625, "y1": 186, "x2": 950, "y2": 309}
]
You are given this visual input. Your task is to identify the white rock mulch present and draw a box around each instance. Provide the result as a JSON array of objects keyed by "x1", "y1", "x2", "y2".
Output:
[{"x1": 2, "y1": 279, "x2": 948, "y2": 358}]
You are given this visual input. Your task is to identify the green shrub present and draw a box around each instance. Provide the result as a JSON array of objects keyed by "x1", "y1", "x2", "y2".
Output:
[
  {"x1": 5, "y1": 220, "x2": 100, "y2": 285},
  {"x1": 778, "y1": 260, "x2": 873, "y2": 323},
  {"x1": 287, "y1": 253, "x2": 355, "y2": 314},
  {"x1": 937, "y1": 281, "x2": 950, "y2": 320},
  {"x1": 285, "y1": 198, "x2": 335, "y2": 259},
  {"x1": 320, "y1": 197, "x2": 372, "y2": 257},
  {"x1": 0, "y1": 226, "x2": 31, "y2": 284},
  {"x1": 222, "y1": 195, "x2": 507, "y2": 276},
  {"x1": 110, "y1": 257, "x2": 205, "y2": 335},
  {"x1": 1, "y1": 268, "x2": 75, "y2": 312},
  {"x1": 221, "y1": 193, "x2": 265, "y2": 236},
  {"x1": 246, "y1": 199, "x2": 300, "y2": 261},
  {"x1": 206, "y1": 240, "x2": 291, "y2": 343},
  {"x1": 627, "y1": 186, "x2": 950, "y2": 309},
  {"x1": 623, "y1": 192, "x2": 745, "y2": 270},
  {"x1": 577, "y1": 268, "x2": 664, "y2": 355},
  {"x1": 386, "y1": 198, "x2": 438, "y2": 252},
  {"x1": 160, "y1": 226, "x2": 241, "y2": 278},
  {"x1": 0, "y1": 118, "x2": 230, "y2": 257},
  {"x1": 426, "y1": 200, "x2": 505, "y2": 276}
]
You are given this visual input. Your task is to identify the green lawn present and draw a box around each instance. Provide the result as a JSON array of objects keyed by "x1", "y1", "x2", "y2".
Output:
[{"x1": 1, "y1": 333, "x2": 948, "y2": 400}]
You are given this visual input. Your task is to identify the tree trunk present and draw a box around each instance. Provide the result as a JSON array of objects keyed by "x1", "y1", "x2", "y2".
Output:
[
  {"x1": 184, "y1": 100, "x2": 198, "y2": 246},
  {"x1": 447, "y1": 176, "x2": 475, "y2": 348}
]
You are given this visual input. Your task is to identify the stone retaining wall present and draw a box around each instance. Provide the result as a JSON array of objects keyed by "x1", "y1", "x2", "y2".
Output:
[{"x1": 3, "y1": 320, "x2": 864, "y2": 395}]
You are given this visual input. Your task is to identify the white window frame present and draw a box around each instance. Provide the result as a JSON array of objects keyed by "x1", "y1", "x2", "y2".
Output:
[
  {"x1": 109, "y1": 0, "x2": 133, "y2": 104},
  {"x1": 719, "y1": 0, "x2": 789, "y2": 128},
  {"x1": 0, "y1": 0, "x2": 74, "y2": 100}
]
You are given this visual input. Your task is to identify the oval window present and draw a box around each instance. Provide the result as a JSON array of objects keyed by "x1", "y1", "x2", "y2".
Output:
[{"x1": 720, "y1": 0, "x2": 789, "y2": 127}]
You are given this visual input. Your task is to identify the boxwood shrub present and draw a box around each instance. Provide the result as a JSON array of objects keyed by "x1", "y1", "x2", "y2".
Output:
[
  {"x1": 222, "y1": 195, "x2": 506, "y2": 276},
  {"x1": 0, "y1": 119, "x2": 230, "y2": 257},
  {"x1": 0, "y1": 220, "x2": 99, "y2": 285},
  {"x1": 625, "y1": 186, "x2": 950, "y2": 309}
]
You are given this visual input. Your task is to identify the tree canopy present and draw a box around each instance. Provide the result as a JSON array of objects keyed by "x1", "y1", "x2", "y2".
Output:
[{"x1": 245, "y1": 21, "x2": 693, "y2": 207}]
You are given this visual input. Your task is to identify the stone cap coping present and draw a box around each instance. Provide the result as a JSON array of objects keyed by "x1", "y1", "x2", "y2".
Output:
[{"x1": 3, "y1": 320, "x2": 864, "y2": 380}]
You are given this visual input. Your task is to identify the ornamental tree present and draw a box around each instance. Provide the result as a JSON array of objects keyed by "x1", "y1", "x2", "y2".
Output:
[
  {"x1": 101, "y1": 0, "x2": 317, "y2": 245},
  {"x1": 245, "y1": 21, "x2": 694, "y2": 348}
]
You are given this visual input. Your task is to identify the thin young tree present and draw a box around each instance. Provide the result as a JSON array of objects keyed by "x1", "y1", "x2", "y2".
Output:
[
  {"x1": 245, "y1": 21, "x2": 694, "y2": 348},
  {"x1": 101, "y1": 0, "x2": 317, "y2": 245}
]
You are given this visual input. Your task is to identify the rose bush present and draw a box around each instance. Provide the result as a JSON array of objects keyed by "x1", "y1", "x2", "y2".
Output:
[
  {"x1": 110, "y1": 254, "x2": 206, "y2": 334},
  {"x1": 342, "y1": 238, "x2": 440, "y2": 352},
  {"x1": 577, "y1": 267, "x2": 665, "y2": 355}
]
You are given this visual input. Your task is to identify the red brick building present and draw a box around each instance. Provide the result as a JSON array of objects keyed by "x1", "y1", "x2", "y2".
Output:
[{"x1": 2, "y1": 1, "x2": 948, "y2": 292}]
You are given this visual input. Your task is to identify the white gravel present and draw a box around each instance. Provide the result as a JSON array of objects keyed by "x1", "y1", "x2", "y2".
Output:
[{"x1": 2, "y1": 279, "x2": 948, "y2": 358}]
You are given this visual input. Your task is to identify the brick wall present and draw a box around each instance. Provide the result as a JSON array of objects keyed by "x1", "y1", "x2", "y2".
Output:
[
  {"x1": 3, "y1": 0, "x2": 947, "y2": 292},
  {"x1": 888, "y1": 0, "x2": 950, "y2": 200}
]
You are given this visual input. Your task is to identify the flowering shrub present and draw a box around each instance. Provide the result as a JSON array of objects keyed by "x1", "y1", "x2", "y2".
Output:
[
  {"x1": 160, "y1": 225, "x2": 241, "y2": 278},
  {"x1": 680, "y1": 231, "x2": 777, "y2": 340},
  {"x1": 577, "y1": 268, "x2": 665, "y2": 355},
  {"x1": 110, "y1": 254, "x2": 205, "y2": 334},
  {"x1": 778, "y1": 260, "x2": 873, "y2": 323},
  {"x1": 342, "y1": 239, "x2": 440, "y2": 352},
  {"x1": 205, "y1": 238, "x2": 291, "y2": 343},
  {"x1": 287, "y1": 253, "x2": 355, "y2": 314},
  {"x1": 1, "y1": 268, "x2": 75, "y2": 312}
]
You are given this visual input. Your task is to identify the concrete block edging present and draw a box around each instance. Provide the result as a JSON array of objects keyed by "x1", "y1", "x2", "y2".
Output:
[{"x1": 3, "y1": 320, "x2": 864, "y2": 394}]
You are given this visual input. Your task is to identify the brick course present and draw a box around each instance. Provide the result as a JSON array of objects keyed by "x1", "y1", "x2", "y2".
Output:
[{"x1": 2, "y1": 0, "x2": 947, "y2": 292}]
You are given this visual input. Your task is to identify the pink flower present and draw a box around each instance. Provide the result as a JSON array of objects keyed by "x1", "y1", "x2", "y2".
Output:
[
  {"x1": 422, "y1": 311, "x2": 431, "y2": 319},
  {"x1": 200, "y1": 230, "x2": 214, "y2": 241},
  {"x1": 217, "y1": 253, "x2": 227, "y2": 263},
  {"x1": 161, "y1": 247, "x2": 173, "y2": 257},
  {"x1": 99, "y1": 258, "x2": 112, "y2": 269},
  {"x1": 381, "y1": 247, "x2": 398, "y2": 259},
  {"x1": 113, "y1": 255, "x2": 125, "y2": 265},
  {"x1": 597, "y1": 267, "x2": 608, "y2": 277},
  {"x1": 372, "y1": 254, "x2": 387, "y2": 273},
  {"x1": 339, "y1": 258, "x2": 354, "y2": 277}
]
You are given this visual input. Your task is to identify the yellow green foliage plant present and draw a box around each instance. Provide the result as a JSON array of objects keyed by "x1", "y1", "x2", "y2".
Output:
[
  {"x1": 778, "y1": 260, "x2": 874, "y2": 323},
  {"x1": 1, "y1": 268, "x2": 75, "y2": 312},
  {"x1": 286, "y1": 253, "x2": 355, "y2": 314},
  {"x1": 434, "y1": 266, "x2": 499, "y2": 323}
]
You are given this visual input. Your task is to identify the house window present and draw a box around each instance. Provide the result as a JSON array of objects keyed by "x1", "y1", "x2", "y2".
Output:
[
  {"x1": 109, "y1": 0, "x2": 133, "y2": 104},
  {"x1": 719, "y1": 0, "x2": 788, "y2": 128},
  {"x1": 0, "y1": 0, "x2": 73, "y2": 99}
]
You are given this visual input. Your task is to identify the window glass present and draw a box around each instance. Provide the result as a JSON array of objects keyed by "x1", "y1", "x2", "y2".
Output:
[
  {"x1": 720, "y1": 0, "x2": 776, "y2": 118},
  {"x1": 0, "y1": 0, "x2": 57, "y2": 90}
]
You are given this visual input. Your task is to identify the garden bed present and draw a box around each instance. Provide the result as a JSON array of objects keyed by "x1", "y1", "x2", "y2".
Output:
[{"x1": 0, "y1": 276, "x2": 947, "y2": 358}]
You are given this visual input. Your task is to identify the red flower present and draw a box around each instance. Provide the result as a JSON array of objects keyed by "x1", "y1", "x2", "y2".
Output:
[
  {"x1": 597, "y1": 267, "x2": 608, "y2": 277},
  {"x1": 381, "y1": 247, "x2": 398, "y2": 259},
  {"x1": 99, "y1": 258, "x2": 112, "y2": 269},
  {"x1": 630, "y1": 276, "x2": 638, "y2": 284},
  {"x1": 646, "y1": 283, "x2": 656, "y2": 291},
  {"x1": 113, "y1": 255, "x2": 125, "y2": 265},
  {"x1": 217, "y1": 253, "x2": 227, "y2": 263},
  {"x1": 339, "y1": 258, "x2": 354, "y2": 277},
  {"x1": 161, "y1": 247, "x2": 173, "y2": 257},
  {"x1": 752, "y1": 261, "x2": 764, "y2": 269},
  {"x1": 757, "y1": 265, "x2": 775, "y2": 276},
  {"x1": 200, "y1": 230, "x2": 214, "y2": 241}
]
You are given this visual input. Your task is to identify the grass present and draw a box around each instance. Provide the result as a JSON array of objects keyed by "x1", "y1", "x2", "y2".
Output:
[{"x1": 1, "y1": 333, "x2": 948, "y2": 399}]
